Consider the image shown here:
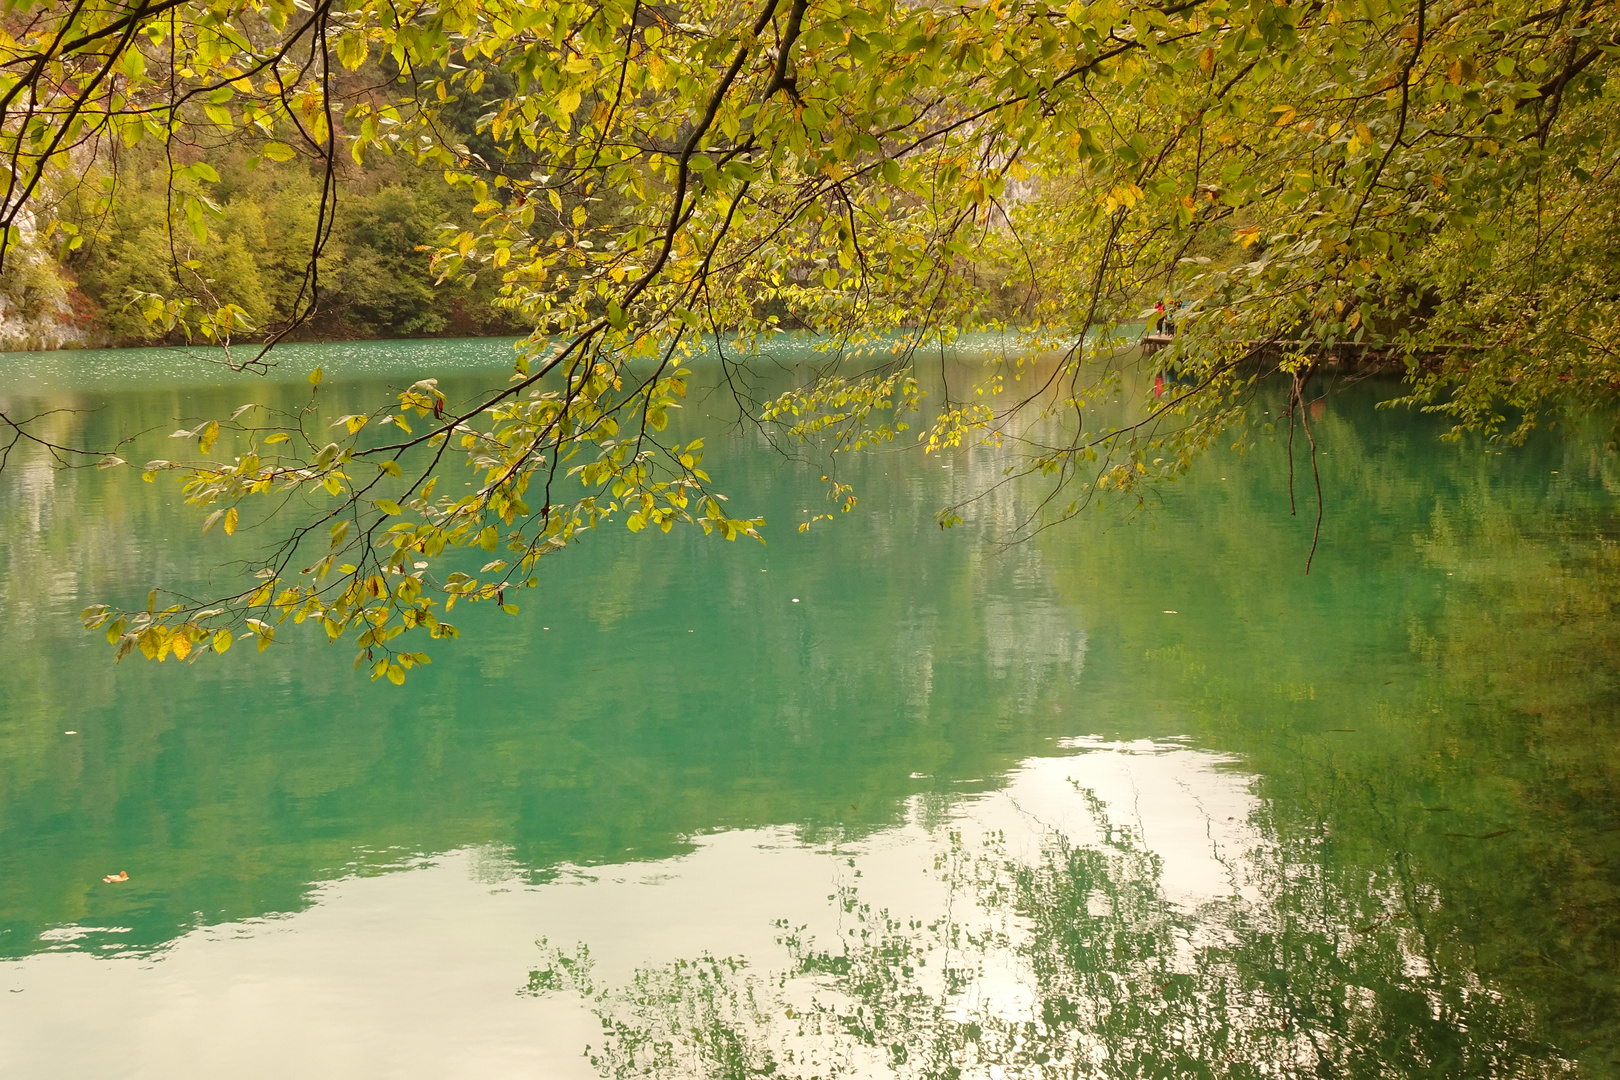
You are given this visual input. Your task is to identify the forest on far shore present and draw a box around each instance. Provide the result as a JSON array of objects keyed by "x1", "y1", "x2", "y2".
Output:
[{"x1": 1, "y1": 134, "x2": 529, "y2": 349}]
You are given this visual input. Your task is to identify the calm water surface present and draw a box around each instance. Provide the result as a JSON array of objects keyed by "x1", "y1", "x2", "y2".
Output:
[{"x1": 0, "y1": 339, "x2": 1616, "y2": 1078}]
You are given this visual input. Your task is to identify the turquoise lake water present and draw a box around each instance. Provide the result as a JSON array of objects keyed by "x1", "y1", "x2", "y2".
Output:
[{"x1": 0, "y1": 338, "x2": 1616, "y2": 1078}]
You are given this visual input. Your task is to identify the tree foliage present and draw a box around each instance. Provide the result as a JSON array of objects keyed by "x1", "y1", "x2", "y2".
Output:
[
  {"x1": 0, "y1": 0, "x2": 1613, "y2": 673},
  {"x1": 52, "y1": 145, "x2": 527, "y2": 342}
]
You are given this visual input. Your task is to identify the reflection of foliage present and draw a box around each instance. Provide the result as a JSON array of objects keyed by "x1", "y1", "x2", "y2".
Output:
[
  {"x1": 0, "y1": 365, "x2": 1082, "y2": 957},
  {"x1": 528, "y1": 947, "x2": 788, "y2": 1080},
  {"x1": 1404, "y1": 488, "x2": 1620, "y2": 1072},
  {"x1": 1023, "y1": 390, "x2": 1620, "y2": 1075},
  {"x1": 525, "y1": 939, "x2": 596, "y2": 996},
  {"x1": 530, "y1": 794, "x2": 1578, "y2": 1079}
]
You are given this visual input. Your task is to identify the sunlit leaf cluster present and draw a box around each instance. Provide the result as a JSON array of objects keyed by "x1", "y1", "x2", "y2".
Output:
[{"x1": 0, "y1": 0, "x2": 1606, "y2": 671}]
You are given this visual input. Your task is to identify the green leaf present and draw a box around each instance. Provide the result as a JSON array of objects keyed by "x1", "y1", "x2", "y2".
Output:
[
  {"x1": 184, "y1": 196, "x2": 208, "y2": 242},
  {"x1": 245, "y1": 618, "x2": 275, "y2": 651},
  {"x1": 336, "y1": 30, "x2": 369, "y2": 70}
]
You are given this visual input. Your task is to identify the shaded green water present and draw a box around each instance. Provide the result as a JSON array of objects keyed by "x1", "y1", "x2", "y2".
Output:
[{"x1": 0, "y1": 340, "x2": 1616, "y2": 1077}]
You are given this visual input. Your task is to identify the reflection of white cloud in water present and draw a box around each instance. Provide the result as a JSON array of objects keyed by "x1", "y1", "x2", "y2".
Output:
[
  {"x1": 0, "y1": 741, "x2": 1255, "y2": 1080},
  {"x1": 848, "y1": 741, "x2": 1261, "y2": 1034},
  {"x1": 1044, "y1": 737, "x2": 1261, "y2": 910}
]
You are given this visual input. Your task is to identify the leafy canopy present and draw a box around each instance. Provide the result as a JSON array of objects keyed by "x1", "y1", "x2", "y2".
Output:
[{"x1": 0, "y1": 0, "x2": 1611, "y2": 677}]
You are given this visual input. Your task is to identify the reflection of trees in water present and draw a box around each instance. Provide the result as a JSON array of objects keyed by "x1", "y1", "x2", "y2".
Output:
[
  {"x1": 0, "y1": 371, "x2": 1096, "y2": 956},
  {"x1": 1403, "y1": 492, "x2": 1620, "y2": 1075},
  {"x1": 528, "y1": 794, "x2": 1574, "y2": 1079},
  {"x1": 1022, "y1": 382, "x2": 1620, "y2": 1076}
]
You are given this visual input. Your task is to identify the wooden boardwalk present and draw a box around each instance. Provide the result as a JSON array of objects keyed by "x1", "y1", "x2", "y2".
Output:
[{"x1": 1141, "y1": 333, "x2": 1175, "y2": 355}]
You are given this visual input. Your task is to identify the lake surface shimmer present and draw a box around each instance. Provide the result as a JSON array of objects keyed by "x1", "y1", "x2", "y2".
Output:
[{"x1": 1, "y1": 340, "x2": 1617, "y2": 1079}]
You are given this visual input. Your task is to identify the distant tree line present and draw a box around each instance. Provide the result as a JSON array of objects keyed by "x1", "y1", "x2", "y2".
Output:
[{"x1": 15, "y1": 143, "x2": 524, "y2": 346}]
